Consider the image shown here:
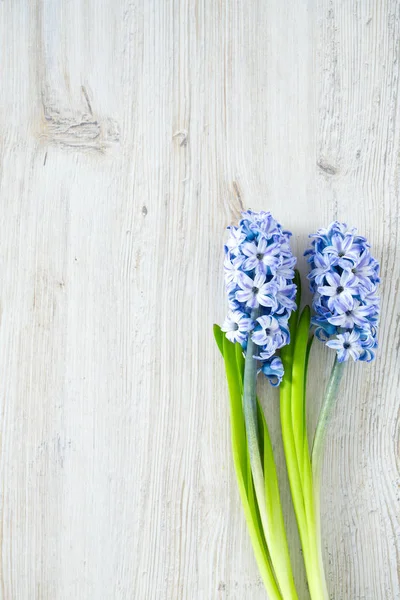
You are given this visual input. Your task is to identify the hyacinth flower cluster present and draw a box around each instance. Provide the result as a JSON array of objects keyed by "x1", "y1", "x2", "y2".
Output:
[
  {"x1": 221, "y1": 210, "x2": 297, "y2": 385},
  {"x1": 215, "y1": 210, "x2": 300, "y2": 599},
  {"x1": 306, "y1": 221, "x2": 380, "y2": 363},
  {"x1": 305, "y1": 222, "x2": 381, "y2": 600}
]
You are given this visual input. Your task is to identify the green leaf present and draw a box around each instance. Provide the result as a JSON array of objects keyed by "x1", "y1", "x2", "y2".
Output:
[
  {"x1": 279, "y1": 295, "x2": 311, "y2": 583},
  {"x1": 260, "y1": 404, "x2": 299, "y2": 600},
  {"x1": 213, "y1": 326, "x2": 283, "y2": 599},
  {"x1": 292, "y1": 308, "x2": 317, "y2": 538},
  {"x1": 291, "y1": 306, "x2": 311, "y2": 483},
  {"x1": 235, "y1": 343, "x2": 245, "y2": 387},
  {"x1": 222, "y1": 334, "x2": 248, "y2": 485},
  {"x1": 303, "y1": 334, "x2": 314, "y2": 436},
  {"x1": 302, "y1": 333, "x2": 315, "y2": 504},
  {"x1": 234, "y1": 458, "x2": 283, "y2": 599},
  {"x1": 279, "y1": 271, "x2": 309, "y2": 544},
  {"x1": 213, "y1": 324, "x2": 224, "y2": 356}
]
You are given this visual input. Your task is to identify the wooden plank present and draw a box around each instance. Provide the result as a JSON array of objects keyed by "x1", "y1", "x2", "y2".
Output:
[{"x1": 0, "y1": 1, "x2": 398, "y2": 598}]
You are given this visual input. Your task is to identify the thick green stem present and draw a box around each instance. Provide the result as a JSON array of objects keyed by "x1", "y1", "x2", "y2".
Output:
[
  {"x1": 243, "y1": 314, "x2": 298, "y2": 600},
  {"x1": 311, "y1": 357, "x2": 345, "y2": 598}
]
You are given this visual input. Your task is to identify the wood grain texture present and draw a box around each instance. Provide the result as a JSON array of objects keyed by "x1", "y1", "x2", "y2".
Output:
[{"x1": 0, "y1": 1, "x2": 398, "y2": 598}]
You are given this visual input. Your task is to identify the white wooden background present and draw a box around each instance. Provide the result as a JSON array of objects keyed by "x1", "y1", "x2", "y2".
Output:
[{"x1": 0, "y1": 1, "x2": 399, "y2": 599}]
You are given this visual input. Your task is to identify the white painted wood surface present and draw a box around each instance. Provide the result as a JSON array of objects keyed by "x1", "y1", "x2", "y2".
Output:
[{"x1": 0, "y1": 1, "x2": 399, "y2": 598}]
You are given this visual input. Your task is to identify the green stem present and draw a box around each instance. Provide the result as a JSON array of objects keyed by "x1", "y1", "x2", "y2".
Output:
[
  {"x1": 311, "y1": 357, "x2": 345, "y2": 598},
  {"x1": 312, "y1": 357, "x2": 345, "y2": 474},
  {"x1": 243, "y1": 313, "x2": 298, "y2": 600}
]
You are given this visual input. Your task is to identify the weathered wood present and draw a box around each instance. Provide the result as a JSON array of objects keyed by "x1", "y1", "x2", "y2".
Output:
[{"x1": 0, "y1": 1, "x2": 398, "y2": 598}]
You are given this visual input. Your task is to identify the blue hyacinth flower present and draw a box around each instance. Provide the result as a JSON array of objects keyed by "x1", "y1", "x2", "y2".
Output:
[
  {"x1": 306, "y1": 221, "x2": 380, "y2": 362},
  {"x1": 223, "y1": 210, "x2": 297, "y2": 385}
]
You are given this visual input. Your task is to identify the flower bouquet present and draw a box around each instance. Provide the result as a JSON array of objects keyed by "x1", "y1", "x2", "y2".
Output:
[{"x1": 214, "y1": 211, "x2": 379, "y2": 599}]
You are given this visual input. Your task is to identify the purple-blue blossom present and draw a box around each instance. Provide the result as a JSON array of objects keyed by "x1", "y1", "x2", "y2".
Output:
[
  {"x1": 252, "y1": 314, "x2": 290, "y2": 357},
  {"x1": 317, "y1": 270, "x2": 359, "y2": 312},
  {"x1": 260, "y1": 356, "x2": 284, "y2": 387},
  {"x1": 221, "y1": 310, "x2": 254, "y2": 345},
  {"x1": 235, "y1": 272, "x2": 278, "y2": 310},
  {"x1": 223, "y1": 210, "x2": 297, "y2": 385},
  {"x1": 306, "y1": 221, "x2": 380, "y2": 363},
  {"x1": 326, "y1": 331, "x2": 363, "y2": 362}
]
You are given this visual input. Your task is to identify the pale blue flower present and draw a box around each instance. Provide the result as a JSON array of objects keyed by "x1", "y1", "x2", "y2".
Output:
[
  {"x1": 323, "y1": 234, "x2": 362, "y2": 267},
  {"x1": 327, "y1": 299, "x2": 377, "y2": 329},
  {"x1": 226, "y1": 226, "x2": 246, "y2": 256},
  {"x1": 260, "y1": 356, "x2": 284, "y2": 386},
  {"x1": 359, "y1": 327, "x2": 378, "y2": 362},
  {"x1": 275, "y1": 277, "x2": 297, "y2": 312},
  {"x1": 307, "y1": 252, "x2": 337, "y2": 287},
  {"x1": 222, "y1": 210, "x2": 297, "y2": 384},
  {"x1": 256, "y1": 211, "x2": 280, "y2": 239},
  {"x1": 252, "y1": 315, "x2": 289, "y2": 353},
  {"x1": 307, "y1": 221, "x2": 380, "y2": 362},
  {"x1": 317, "y1": 270, "x2": 359, "y2": 312},
  {"x1": 278, "y1": 237, "x2": 294, "y2": 259},
  {"x1": 240, "y1": 210, "x2": 259, "y2": 224},
  {"x1": 312, "y1": 314, "x2": 338, "y2": 341},
  {"x1": 224, "y1": 254, "x2": 245, "y2": 291},
  {"x1": 242, "y1": 238, "x2": 281, "y2": 275},
  {"x1": 227, "y1": 292, "x2": 243, "y2": 312},
  {"x1": 274, "y1": 256, "x2": 296, "y2": 280},
  {"x1": 221, "y1": 310, "x2": 254, "y2": 345},
  {"x1": 236, "y1": 272, "x2": 278, "y2": 310},
  {"x1": 359, "y1": 326, "x2": 378, "y2": 348},
  {"x1": 326, "y1": 331, "x2": 363, "y2": 362},
  {"x1": 359, "y1": 279, "x2": 380, "y2": 306},
  {"x1": 343, "y1": 250, "x2": 380, "y2": 288}
]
